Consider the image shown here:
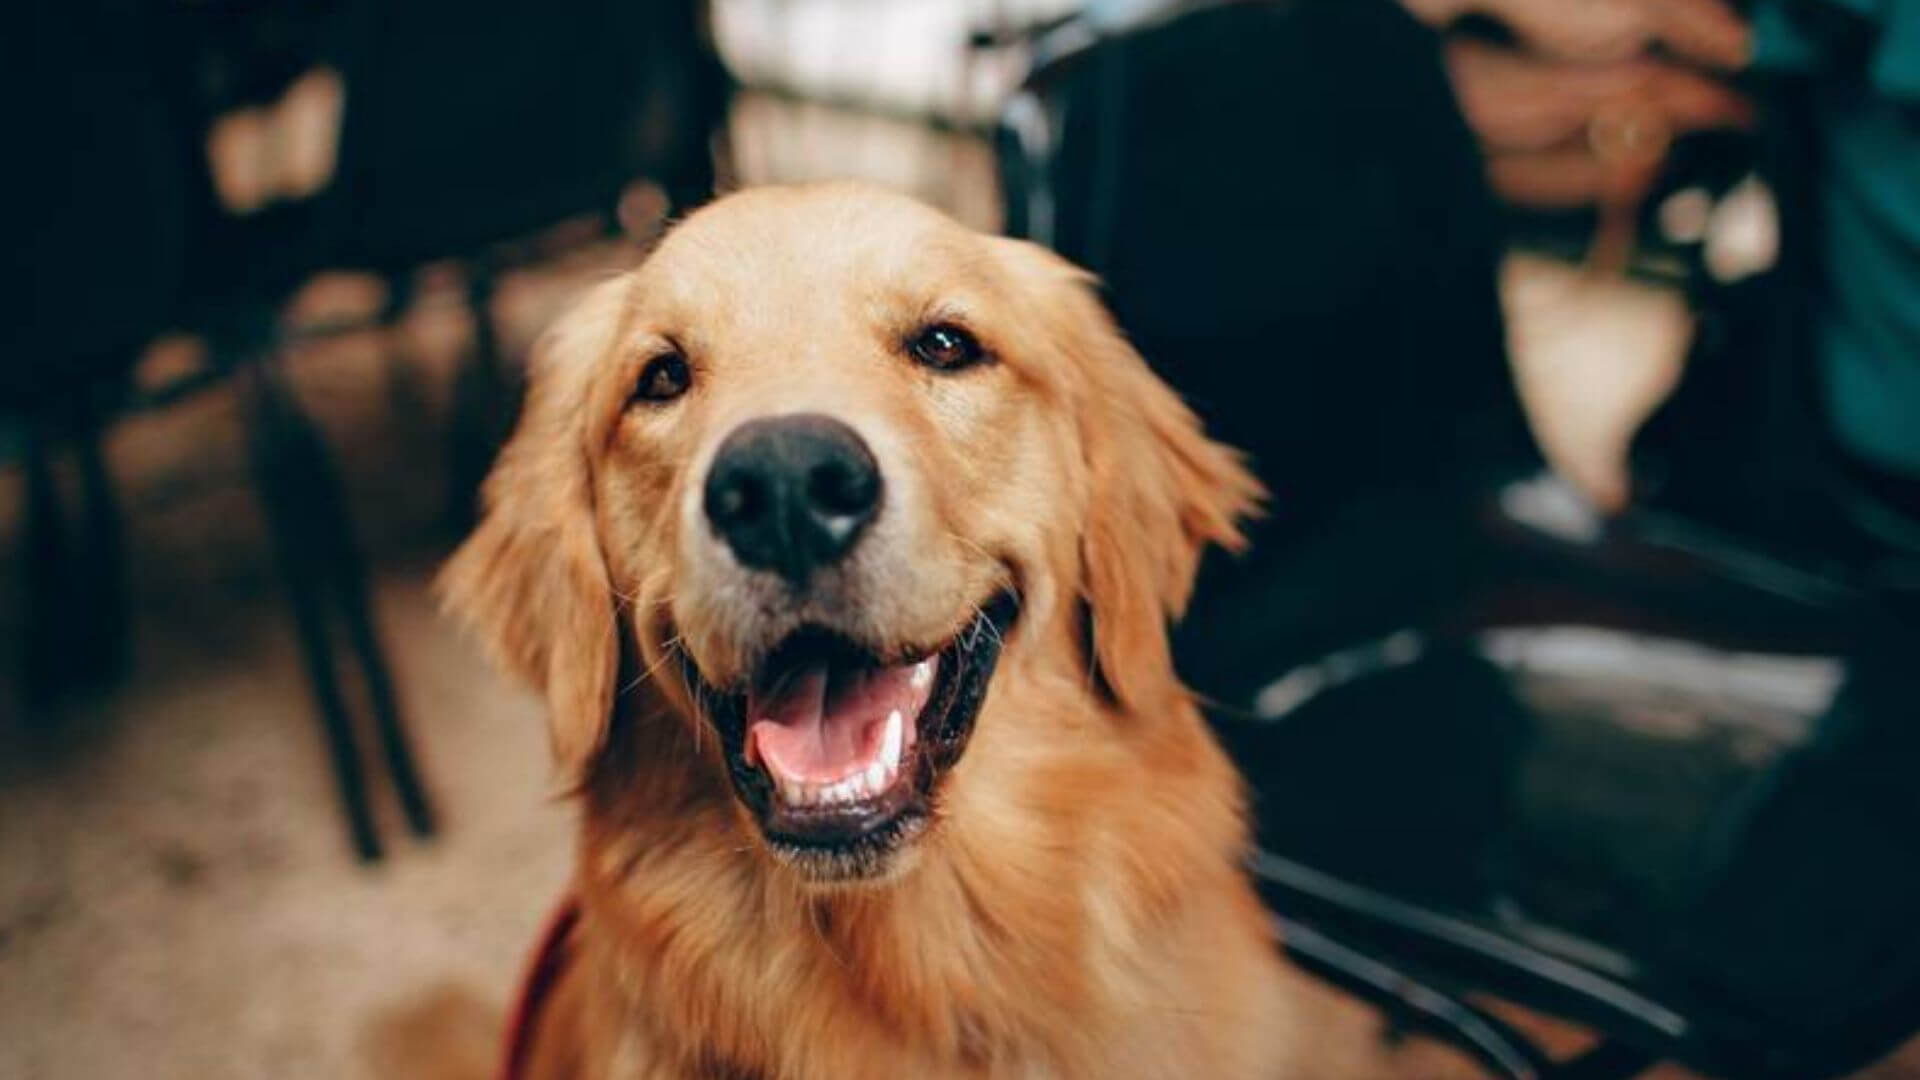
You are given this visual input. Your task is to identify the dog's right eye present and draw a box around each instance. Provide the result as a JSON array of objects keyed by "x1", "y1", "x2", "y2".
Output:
[
  {"x1": 908, "y1": 324, "x2": 987, "y2": 373},
  {"x1": 631, "y1": 352, "x2": 692, "y2": 405}
]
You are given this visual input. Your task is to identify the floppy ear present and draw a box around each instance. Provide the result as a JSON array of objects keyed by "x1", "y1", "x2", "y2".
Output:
[
  {"x1": 438, "y1": 277, "x2": 631, "y2": 778},
  {"x1": 1009, "y1": 242, "x2": 1264, "y2": 714}
]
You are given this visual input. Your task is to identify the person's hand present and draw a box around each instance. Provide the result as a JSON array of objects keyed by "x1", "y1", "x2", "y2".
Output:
[
  {"x1": 1402, "y1": 0, "x2": 1755, "y2": 207},
  {"x1": 1404, "y1": 0, "x2": 1749, "y2": 66}
]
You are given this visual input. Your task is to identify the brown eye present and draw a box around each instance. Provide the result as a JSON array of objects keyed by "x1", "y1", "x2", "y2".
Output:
[
  {"x1": 632, "y1": 352, "x2": 691, "y2": 404},
  {"x1": 908, "y1": 323, "x2": 986, "y2": 372}
]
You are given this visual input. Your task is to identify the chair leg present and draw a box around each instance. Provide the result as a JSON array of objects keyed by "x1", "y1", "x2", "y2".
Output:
[
  {"x1": 240, "y1": 358, "x2": 382, "y2": 861},
  {"x1": 20, "y1": 394, "x2": 129, "y2": 709},
  {"x1": 1277, "y1": 916, "x2": 1554, "y2": 1080},
  {"x1": 74, "y1": 397, "x2": 129, "y2": 683},
  {"x1": 22, "y1": 425, "x2": 78, "y2": 710},
  {"x1": 281, "y1": 545, "x2": 384, "y2": 863},
  {"x1": 332, "y1": 533, "x2": 435, "y2": 839},
  {"x1": 379, "y1": 273, "x2": 433, "y2": 424}
]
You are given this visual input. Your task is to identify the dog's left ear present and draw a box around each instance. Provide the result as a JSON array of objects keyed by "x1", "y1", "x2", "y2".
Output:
[
  {"x1": 437, "y1": 276, "x2": 631, "y2": 781},
  {"x1": 1000, "y1": 240, "x2": 1264, "y2": 715}
]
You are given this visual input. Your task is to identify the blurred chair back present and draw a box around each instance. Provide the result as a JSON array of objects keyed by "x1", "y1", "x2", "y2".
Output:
[
  {"x1": 321, "y1": 0, "x2": 718, "y2": 274},
  {"x1": 999, "y1": 0, "x2": 1531, "y2": 539},
  {"x1": 17, "y1": 1, "x2": 193, "y2": 406},
  {"x1": 177, "y1": 0, "x2": 721, "y2": 305}
]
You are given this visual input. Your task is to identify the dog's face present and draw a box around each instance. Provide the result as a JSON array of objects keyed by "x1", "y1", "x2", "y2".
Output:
[{"x1": 443, "y1": 184, "x2": 1259, "y2": 885}]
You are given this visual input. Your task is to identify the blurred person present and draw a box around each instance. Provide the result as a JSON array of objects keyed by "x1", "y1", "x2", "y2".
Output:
[
  {"x1": 1743, "y1": 0, "x2": 1920, "y2": 515},
  {"x1": 1401, "y1": 0, "x2": 1754, "y2": 209},
  {"x1": 1402, "y1": 0, "x2": 1920, "y2": 531},
  {"x1": 1396, "y1": 0, "x2": 1758, "y2": 511},
  {"x1": 1406, "y1": 0, "x2": 1920, "y2": 1054}
]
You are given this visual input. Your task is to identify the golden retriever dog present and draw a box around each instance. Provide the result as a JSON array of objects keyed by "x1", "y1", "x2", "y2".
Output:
[{"x1": 441, "y1": 182, "x2": 1374, "y2": 1079}]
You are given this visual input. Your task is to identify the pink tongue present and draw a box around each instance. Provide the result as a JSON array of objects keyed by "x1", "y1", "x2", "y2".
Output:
[{"x1": 747, "y1": 659, "x2": 929, "y2": 783}]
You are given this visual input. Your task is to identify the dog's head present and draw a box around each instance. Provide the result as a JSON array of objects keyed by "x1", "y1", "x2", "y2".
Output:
[{"x1": 442, "y1": 184, "x2": 1259, "y2": 885}]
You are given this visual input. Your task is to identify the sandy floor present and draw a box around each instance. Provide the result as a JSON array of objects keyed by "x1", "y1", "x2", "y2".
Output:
[
  {"x1": 0, "y1": 258, "x2": 591, "y2": 1078},
  {"x1": 0, "y1": 566, "x2": 568, "y2": 1080}
]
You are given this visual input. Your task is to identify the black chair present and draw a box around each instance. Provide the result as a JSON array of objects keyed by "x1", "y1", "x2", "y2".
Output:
[
  {"x1": 17, "y1": 0, "x2": 728, "y2": 860},
  {"x1": 996, "y1": 2, "x2": 1920, "y2": 1076},
  {"x1": 1211, "y1": 486, "x2": 1918, "y2": 1080},
  {"x1": 170, "y1": 0, "x2": 726, "y2": 860}
]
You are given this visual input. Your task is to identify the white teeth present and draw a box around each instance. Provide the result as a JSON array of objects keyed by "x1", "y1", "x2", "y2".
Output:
[
  {"x1": 766, "y1": 709, "x2": 912, "y2": 808},
  {"x1": 775, "y1": 764, "x2": 902, "y2": 809},
  {"x1": 911, "y1": 661, "x2": 933, "y2": 689},
  {"x1": 881, "y1": 709, "x2": 904, "y2": 767}
]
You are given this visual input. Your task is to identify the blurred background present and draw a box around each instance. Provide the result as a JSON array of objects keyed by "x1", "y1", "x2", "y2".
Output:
[{"x1": 8, "y1": 0, "x2": 1920, "y2": 1077}]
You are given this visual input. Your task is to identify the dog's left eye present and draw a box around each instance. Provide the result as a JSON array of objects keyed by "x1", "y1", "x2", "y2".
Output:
[
  {"x1": 908, "y1": 324, "x2": 986, "y2": 372},
  {"x1": 631, "y1": 352, "x2": 692, "y2": 404}
]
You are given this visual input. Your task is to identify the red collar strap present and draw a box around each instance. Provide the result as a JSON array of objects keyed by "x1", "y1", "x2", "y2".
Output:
[{"x1": 500, "y1": 893, "x2": 583, "y2": 1080}]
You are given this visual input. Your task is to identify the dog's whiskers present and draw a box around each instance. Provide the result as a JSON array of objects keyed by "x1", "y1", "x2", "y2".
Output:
[
  {"x1": 933, "y1": 530, "x2": 1018, "y2": 651},
  {"x1": 965, "y1": 597, "x2": 1007, "y2": 651},
  {"x1": 621, "y1": 635, "x2": 686, "y2": 695},
  {"x1": 665, "y1": 640, "x2": 715, "y2": 758}
]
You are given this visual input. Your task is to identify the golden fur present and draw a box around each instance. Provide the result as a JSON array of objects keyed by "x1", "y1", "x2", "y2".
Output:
[{"x1": 440, "y1": 183, "x2": 1374, "y2": 1079}]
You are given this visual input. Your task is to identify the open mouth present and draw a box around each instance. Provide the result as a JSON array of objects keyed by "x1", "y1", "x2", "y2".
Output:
[{"x1": 690, "y1": 592, "x2": 1019, "y2": 879}]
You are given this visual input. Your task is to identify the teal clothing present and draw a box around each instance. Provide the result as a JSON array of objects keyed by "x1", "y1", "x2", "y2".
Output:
[{"x1": 1753, "y1": 1, "x2": 1920, "y2": 474}]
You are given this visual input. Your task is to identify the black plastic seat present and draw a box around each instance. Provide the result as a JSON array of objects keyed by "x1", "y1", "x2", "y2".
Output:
[{"x1": 1210, "y1": 480, "x2": 1917, "y2": 1079}]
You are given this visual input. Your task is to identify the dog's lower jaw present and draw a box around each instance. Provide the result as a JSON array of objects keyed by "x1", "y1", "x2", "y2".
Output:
[{"x1": 761, "y1": 816, "x2": 930, "y2": 889}]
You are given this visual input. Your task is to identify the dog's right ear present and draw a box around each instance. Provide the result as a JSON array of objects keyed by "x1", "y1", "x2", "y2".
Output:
[
  {"x1": 993, "y1": 239, "x2": 1264, "y2": 717},
  {"x1": 438, "y1": 276, "x2": 631, "y2": 780}
]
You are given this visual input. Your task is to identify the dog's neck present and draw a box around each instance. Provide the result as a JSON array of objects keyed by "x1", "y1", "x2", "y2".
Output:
[{"x1": 570, "y1": 673, "x2": 1249, "y2": 1077}]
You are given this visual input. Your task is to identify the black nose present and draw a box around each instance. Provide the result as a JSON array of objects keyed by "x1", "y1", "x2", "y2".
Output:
[{"x1": 703, "y1": 414, "x2": 883, "y2": 584}]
